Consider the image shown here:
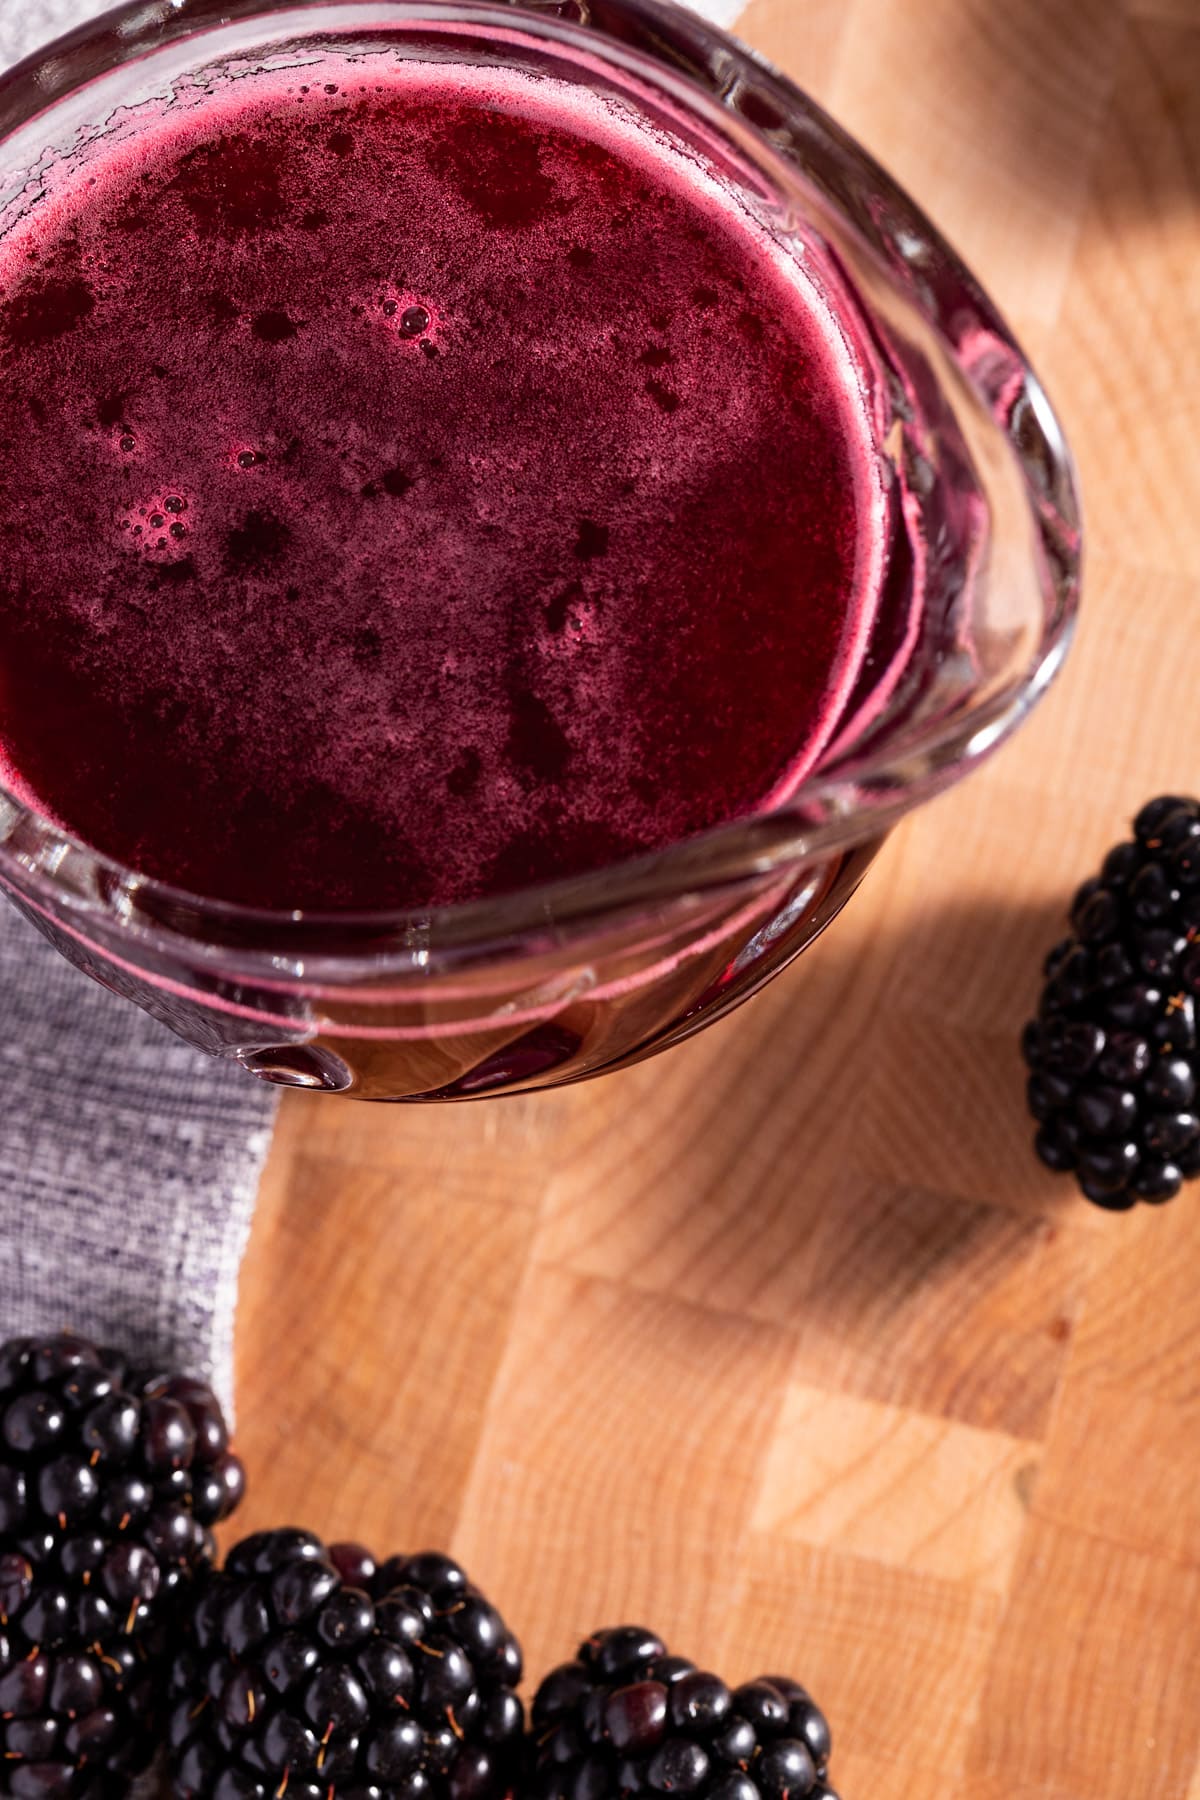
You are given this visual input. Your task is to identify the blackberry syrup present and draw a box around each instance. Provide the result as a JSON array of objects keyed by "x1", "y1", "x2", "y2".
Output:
[{"x1": 0, "y1": 57, "x2": 880, "y2": 911}]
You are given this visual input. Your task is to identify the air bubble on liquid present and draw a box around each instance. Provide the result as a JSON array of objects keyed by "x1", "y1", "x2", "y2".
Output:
[
  {"x1": 119, "y1": 435, "x2": 136, "y2": 452},
  {"x1": 382, "y1": 291, "x2": 439, "y2": 346}
]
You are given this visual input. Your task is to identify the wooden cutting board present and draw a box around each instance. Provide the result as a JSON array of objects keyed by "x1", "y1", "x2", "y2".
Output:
[{"x1": 233, "y1": 3, "x2": 1200, "y2": 1795}]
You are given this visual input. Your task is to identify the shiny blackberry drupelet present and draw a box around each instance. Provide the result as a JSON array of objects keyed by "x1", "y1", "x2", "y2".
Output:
[
  {"x1": 528, "y1": 1626, "x2": 839, "y2": 1800},
  {"x1": 0, "y1": 1329, "x2": 245, "y2": 1799},
  {"x1": 167, "y1": 1533, "x2": 524, "y2": 1800},
  {"x1": 1025, "y1": 794, "x2": 1200, "y2": 1208}
]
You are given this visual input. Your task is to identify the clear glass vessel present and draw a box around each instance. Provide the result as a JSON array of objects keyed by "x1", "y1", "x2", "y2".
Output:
[{"x1": 0, "y1": 0, "x2": 1080, "y2": 1099}]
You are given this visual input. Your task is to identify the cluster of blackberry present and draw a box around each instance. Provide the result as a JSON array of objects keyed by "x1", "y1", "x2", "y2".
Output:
[
  {"x1": 0, "y1": 1335, "x2": 840, "y2": 1800},
  {"x1": 528, "y1": 1628, "x2": 838, "y2": 1800},
  {"x1": 1025, "y1": 794, "x2": 1200, "y2": 1208},
  {"x1": 167, "y1": 1535, "x2": 524, "y2": 1800},
  {"x1": 0, "y1": 1331, "x2": 244, "y2": 1798}
]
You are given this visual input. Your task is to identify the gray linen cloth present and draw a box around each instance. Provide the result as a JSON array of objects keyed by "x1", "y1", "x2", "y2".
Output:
[{"x1": 0, "y1": 908, "x2": 277, "y2": 1409}]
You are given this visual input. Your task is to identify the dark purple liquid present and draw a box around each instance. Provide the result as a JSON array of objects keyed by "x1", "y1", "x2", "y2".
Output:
[{"x1": 0, "y1": 58, "x2": 877, "y2": 911}]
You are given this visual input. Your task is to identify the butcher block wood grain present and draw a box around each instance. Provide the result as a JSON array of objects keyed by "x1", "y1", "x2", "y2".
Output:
[{"x1": 234, "y1": 4, "x2": 1200, "y2": 1795}]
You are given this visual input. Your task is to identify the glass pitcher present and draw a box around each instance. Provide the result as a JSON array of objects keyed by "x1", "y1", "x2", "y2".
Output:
[{"x1": 0, "y1": 0, "x2": 1080, "y2": 1099}]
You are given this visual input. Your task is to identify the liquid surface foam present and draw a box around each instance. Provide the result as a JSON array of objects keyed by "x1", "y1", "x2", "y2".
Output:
[{"x1": 0, "y1": 52, "x2": 878, "y2": 910}]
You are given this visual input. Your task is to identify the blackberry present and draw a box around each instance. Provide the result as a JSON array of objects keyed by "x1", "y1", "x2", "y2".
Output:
[
  {"x1": 167, "y1": 1532, "x2": 525, "y2": 1800},
  {"x1": 1025, "y1": 794, "x2": 1200, "y2": 1208},
  {"x1": 0, "y1": 1330, "x2": 244, "y2": 1798},
  {"x1": 528, "y1": 1626, "x2": 839, "y2": 1800}
]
